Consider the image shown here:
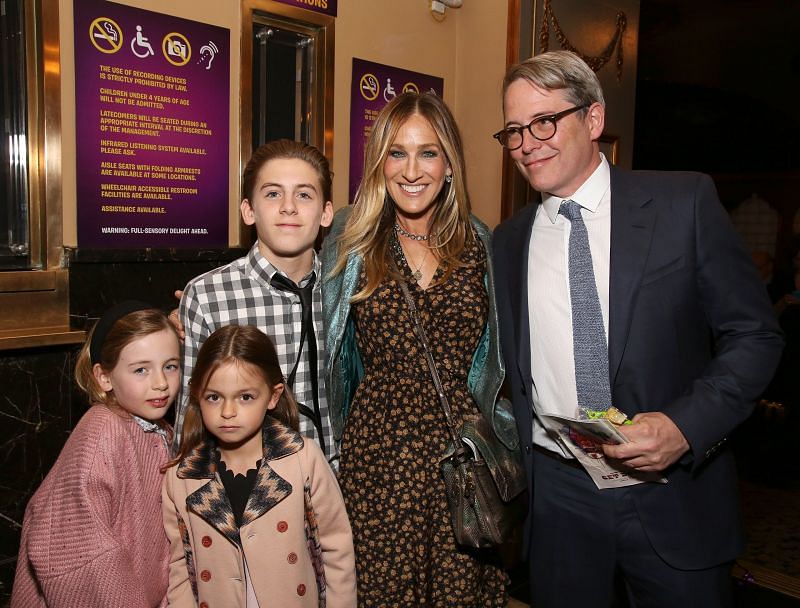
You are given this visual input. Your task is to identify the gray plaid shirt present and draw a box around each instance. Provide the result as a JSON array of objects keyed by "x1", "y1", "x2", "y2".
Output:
[{"x1": 174, "y1": 243, "x2": 336, "y2": 465}]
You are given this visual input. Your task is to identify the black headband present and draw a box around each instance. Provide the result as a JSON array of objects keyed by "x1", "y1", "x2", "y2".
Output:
[{"x1": 89, "y1": 300, "x2": 154, "y2": 365}]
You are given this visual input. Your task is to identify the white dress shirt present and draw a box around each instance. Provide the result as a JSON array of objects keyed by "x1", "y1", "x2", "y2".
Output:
[{"x1": 527, "y1": 154, "x2": 612, "y2": 456}]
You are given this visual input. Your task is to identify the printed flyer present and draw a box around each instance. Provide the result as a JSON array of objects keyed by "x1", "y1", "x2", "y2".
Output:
[{"x1": 541, "y1": 413, "x2": 667, "y2": 489}]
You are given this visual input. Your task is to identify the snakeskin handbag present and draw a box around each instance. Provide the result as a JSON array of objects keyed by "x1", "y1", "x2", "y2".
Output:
[{"x1": 398, "y1": 279, "x2": 526, "y2": 548}]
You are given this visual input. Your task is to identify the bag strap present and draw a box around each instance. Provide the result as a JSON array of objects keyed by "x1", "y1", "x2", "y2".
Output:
[{"x1": 397, "y1": 278, "x2": 464, "y2": 449}]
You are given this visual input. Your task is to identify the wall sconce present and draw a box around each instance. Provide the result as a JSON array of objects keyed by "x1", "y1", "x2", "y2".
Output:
[{"x1": 430, "y1": 0, "x2": 462, "y2": 21}]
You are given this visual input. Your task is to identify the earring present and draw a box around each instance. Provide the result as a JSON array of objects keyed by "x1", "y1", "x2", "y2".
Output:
[{"x1": 445, "y1": 175, "x2": 452, "y2": 183}]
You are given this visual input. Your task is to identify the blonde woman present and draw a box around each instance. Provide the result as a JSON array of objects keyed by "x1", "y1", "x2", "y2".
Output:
[{"x1": 322, "y1": 92, "x2": 519, "y2": 607}]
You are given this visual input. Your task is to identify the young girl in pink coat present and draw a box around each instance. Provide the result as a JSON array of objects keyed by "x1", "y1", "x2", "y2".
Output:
[
  {"x1": 12, "y1": 302, "x2": 180, "y2": 607},
  {"x1": 162, "y1": 324, "x2": 356, "y2": 607}
]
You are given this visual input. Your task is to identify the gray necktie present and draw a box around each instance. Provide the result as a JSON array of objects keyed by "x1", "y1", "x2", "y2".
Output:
[{"x1": 558, "y1": 199, "x2": 611, "y2": 417}]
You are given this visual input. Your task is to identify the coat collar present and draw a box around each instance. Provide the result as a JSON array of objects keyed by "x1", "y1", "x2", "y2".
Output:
[{"x1": 177, "y1": 417, "x2": 305, "y2": 546}]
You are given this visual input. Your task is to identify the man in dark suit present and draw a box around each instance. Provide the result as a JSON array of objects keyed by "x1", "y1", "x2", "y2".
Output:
[{"x1": 492, "y1": 51, "x2": 783, "y2": 607}]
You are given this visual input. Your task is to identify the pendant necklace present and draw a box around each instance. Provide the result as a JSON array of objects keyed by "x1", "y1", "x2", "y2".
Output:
[
  {"x1": 395, "y1": 236, "x2": 430, "y2": 282},
  {"x1": 408, "y1": 247, "x2": 430, "y2": 282}
]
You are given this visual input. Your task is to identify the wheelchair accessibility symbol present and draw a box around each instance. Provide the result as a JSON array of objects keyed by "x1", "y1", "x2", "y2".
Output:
[
  {"x1": 89, "y1": 17, "x2": 123, "y2": 54},
  {"x1": 131, "y1": 25, "x2": 154, "y2": 58},
  {"x1": 383, "y1": 78, "x2": 396, "y2": 102},
  {"x1": 163, "y1": 32, "x2": 191, "y2": 66}
]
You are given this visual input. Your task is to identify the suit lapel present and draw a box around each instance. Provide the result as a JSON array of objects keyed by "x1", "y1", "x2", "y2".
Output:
[
  {"x1": 509, "y1": 204, "x2": 538, "y2": 388},
  {"x1": 608, "y1": 168, "x2": 656, "y2": 386}
]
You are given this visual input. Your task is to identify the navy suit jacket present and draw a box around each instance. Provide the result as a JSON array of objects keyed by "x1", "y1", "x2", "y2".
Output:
[{"x1": 492, "y1": 167, "x2": 783, "y2": 569}]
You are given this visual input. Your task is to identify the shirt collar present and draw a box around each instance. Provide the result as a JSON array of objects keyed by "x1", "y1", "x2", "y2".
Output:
[
  {"x1": 132, "y1": 414, "x2": 169, "y2": 439},
  {"x1": 247, "y1": 242, "x2": 320, "y2": 288},
  {"x1": 541, "y1": 153, "x2": 611, "y2": 224}
]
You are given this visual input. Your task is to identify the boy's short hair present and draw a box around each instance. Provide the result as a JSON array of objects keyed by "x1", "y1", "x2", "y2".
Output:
[{"x1": 242, "y1": 139, "x2": 333, "y2": 204}]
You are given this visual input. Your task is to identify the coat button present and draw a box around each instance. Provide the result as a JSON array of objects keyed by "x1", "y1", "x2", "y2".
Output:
[
  {"x1": 277, "y1": 521, "x2": 288, "y2": 533},
  {"x1": 297, "y1": 584, "x2": 306, "y2": 596},
  {"x1": 201, "y1": 536, "x2": 212, "y2": 547},
  {"x1": 199, "y1": 603, "x2": 209, "y2": 608},
  {"x1": 525, "y1": 445, "x2": 531, "y2": 454},
  {"x1": 200, "y1": 569, "x2": 212, "y2": 582},
  {"x1": 287, "y1": 552, "x2": 298, "y2": 564}
]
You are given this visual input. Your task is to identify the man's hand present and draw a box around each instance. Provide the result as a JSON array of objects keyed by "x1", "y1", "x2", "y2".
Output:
[
  {"x1": 602, "y1": 412, "x2": 689, "y2": 472},
  {"x1": 169, "y1": 289, "x2": 185, "y2": 339}
]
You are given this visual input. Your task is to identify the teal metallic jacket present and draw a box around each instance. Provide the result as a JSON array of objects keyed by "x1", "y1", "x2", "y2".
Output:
[{"x1": 321, "y1": 206, "x2": 519, "y2": 452}]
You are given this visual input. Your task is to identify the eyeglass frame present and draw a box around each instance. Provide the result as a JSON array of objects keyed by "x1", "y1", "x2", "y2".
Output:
[{"x1": 492, "y1": 104, "x2": 590, "y2": 150}]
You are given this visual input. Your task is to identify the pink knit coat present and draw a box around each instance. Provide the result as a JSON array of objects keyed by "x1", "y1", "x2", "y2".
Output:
[{"x1": 12, "y1": 405, "x2": 171, "y2": 607}]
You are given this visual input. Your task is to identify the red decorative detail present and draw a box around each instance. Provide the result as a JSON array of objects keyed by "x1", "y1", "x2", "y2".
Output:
[
  {"x1": 277, "y1": 520, "x2": 288, "y2": 533},
  {"x1": 200, "y1": 570, "x2": 211, "y2": 582},
  {"x1": 297, "y1": 584, "x2": 306, "y2": 596},
  {"x1": 201, "y1": 535, "x2": 212, "y2": 547},
  {"x1": 287, "y1": 552, "x2": 298, "y2": 564}
]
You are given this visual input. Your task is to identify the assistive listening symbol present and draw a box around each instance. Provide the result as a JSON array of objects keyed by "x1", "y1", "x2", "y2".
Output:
[
  {"x1": 402, "y1": 82, "x2": 419, "y2": 94},
  {"x1": 131, "y1": 25, "x2": 154, "y2": 58},
  {"x1": 359, "y1": 73, "x2": 379, "y2": 101},
  {"x1": 162, "y1": 32, "x2": 191, "y2": 66},
  {"x1": 89, "y1": 17, "x2": 123, "y2": 54},
  {"x1": 197, "y1": 41, "x2": 218, "y2": 70}
]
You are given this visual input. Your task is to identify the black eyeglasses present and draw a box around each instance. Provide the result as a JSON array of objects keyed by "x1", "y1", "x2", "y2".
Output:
[{"x1": 492, "y1": 105, "x2": 589, "y2": 150}]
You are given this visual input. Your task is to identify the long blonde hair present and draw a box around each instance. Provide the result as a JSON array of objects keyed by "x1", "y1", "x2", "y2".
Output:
[{"x1": 331, "y1": 92, "x2": 474, "y2": 302}]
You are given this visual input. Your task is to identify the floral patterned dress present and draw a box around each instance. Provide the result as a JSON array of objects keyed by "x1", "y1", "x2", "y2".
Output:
[{"x1": 337, "y1": 235, "x2": 508, "y2": 607}]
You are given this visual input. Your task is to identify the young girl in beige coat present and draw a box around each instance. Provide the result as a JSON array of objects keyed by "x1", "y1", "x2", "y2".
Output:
[{"x1": 162, "y1": 325, "x2": 356, "y2": 607}]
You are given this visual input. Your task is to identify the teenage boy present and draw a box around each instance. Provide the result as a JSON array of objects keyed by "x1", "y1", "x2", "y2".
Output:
[{"x1": 174, "y1": 140, "x2": 336, "y2": 464}]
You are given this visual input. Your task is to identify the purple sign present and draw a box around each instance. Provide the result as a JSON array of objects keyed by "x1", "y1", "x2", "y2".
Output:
[
  {"x1": 272, "y1": 0, "x2": 337, "y2": 17},
  {"x1": 74, "y1": 0, "x2": 230, "y2": 247},
  {"x1": 349, "y1": 58, "x2": 444, "y2": 203}
]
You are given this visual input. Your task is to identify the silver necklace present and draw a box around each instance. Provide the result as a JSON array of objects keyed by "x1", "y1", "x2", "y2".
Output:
[{"x1": 394, "y1": 222, "x2": 429, "y2": 242}]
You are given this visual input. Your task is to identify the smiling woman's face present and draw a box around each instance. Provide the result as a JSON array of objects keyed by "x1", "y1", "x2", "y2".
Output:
[{"x1": 383, "y1": 113, "x2": 451, "y2": 226}]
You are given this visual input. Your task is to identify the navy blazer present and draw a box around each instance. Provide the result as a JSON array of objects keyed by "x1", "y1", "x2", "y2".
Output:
[{"x1": 492, "y1": 167, "x2": 783, "y2": 570}]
